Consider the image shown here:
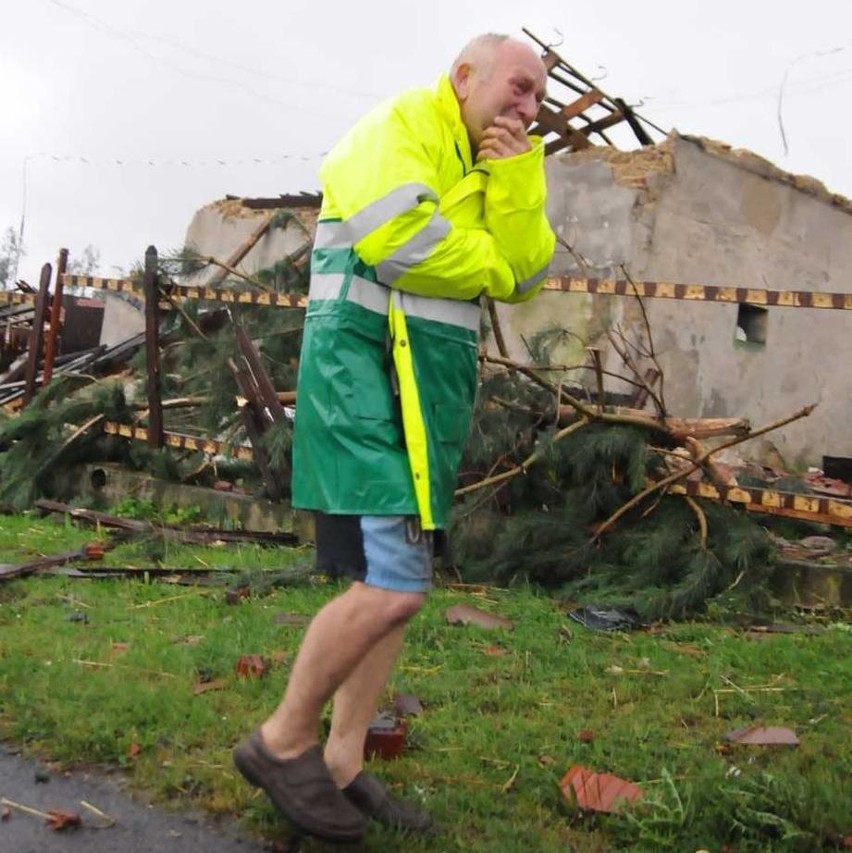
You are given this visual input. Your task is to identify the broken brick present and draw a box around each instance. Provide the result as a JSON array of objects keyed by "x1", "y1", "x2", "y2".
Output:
[
  {"x1": 46, "y1": 808, "x2": 82, "y2": 831},
  {"x1": 234, "y1": 655, "x2": 267, "y2": 679},
  {"x1": 560, "y1": 765, "x2": 643, "y2": 813}
]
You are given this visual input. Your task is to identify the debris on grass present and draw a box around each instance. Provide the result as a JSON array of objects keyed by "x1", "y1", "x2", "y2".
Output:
[
  {"x1": 724, "y1": 725, "x2": 800, "y2": 746},
  {"x1": 568, "y1": 607, "x2": 643, "y2": 632},
  {"x1": 234, "y1": 654, "x2": 267, "y2": 679},
  {"x1": 193, "y1": 679, "x2": 227, "y2": 695},
  {"x1": 393, "y1": 692, "x2": 423, "y2": 717},
  {"x1": 274, "y1": 612, "x2": 311, "y2": 626},
  {"x1": 445, "y1": 603, "x2": 514, "y2": 629},
  {"x1": 364, "y1": 711, "x2": 407, "y2": 760},
  {"x1": 559, "y1": 765, "x2": 643, "y2": 813}
]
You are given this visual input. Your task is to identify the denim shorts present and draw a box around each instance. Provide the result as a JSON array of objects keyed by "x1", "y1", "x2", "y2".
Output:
[{"x1": 314, "y1": 513, "x2": 433, "y2": 593}]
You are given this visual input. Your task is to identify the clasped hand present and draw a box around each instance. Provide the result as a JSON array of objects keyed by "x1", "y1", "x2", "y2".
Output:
[{"x1": 476, "y1": 116, "x2": 531, "y2": 161}]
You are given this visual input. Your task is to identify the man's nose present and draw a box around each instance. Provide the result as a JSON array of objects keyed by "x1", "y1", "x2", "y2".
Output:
[{"x1": 517, "y1": 93, "x2": 540, "y2": 128}]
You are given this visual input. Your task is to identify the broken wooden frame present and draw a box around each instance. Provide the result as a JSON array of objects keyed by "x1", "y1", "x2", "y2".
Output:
[
  {"x1": 523, "y1": 27, "x2": 664, "y2": 155},
  {"x1": 5, "y1": 242, "x2": 852, "y2": 529}
]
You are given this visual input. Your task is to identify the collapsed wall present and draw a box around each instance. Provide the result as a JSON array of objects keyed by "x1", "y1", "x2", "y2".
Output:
[
  {"x1": 183, "y1": 136, "x2": 852, "y2": 468},
  {"x1": 500, "y1": 132, "x2": 852, "y2": 468}
]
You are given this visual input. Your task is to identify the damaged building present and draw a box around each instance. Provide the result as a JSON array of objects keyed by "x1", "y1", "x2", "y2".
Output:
[{"x1": 182, "y1": 138, "x2": 852, "y2": 470}]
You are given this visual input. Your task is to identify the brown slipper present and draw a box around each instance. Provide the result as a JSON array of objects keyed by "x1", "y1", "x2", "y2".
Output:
[
  {"x1": 233, "y1": 730, "x2": 366, "y2": 843},
  {"x1": 342, "y1": 771, "x2": 435, "y2": 834}
]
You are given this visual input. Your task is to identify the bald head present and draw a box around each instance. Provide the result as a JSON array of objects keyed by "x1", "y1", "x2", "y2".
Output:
[{"x1": 449, "y1": 34, "x2": 547, "y2": 148}]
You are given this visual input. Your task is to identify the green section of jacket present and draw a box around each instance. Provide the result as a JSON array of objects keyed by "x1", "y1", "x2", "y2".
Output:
[{"x1": 292, "y1": 74, "x2": 555, "y2": 527}]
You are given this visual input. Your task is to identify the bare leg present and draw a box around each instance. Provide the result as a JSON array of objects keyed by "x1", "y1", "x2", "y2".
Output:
[
  {"x1": 323, "y1": 623, "x2": 406, "y2": 787},
  {"x1": 260, "y1": 583, "x2": 422, "y2": 759}
]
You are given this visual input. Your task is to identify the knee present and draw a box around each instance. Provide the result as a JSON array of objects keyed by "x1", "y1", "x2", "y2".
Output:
[
  {"x1": 387, "y1": 590, "x2": 425, "y2": 624},
  {"x1": 352, "y1": 584, "x2": 425, "y2": 628}
]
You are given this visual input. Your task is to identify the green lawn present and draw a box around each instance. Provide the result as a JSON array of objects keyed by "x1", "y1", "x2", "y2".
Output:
[{"x1": 0, "y1": 512, "x2": 850, "y2": 851}]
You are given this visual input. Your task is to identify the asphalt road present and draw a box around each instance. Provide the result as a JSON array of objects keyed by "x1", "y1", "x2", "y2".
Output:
[{"x1": 0, "y1": 744, "x2": 274, "y2": 853}]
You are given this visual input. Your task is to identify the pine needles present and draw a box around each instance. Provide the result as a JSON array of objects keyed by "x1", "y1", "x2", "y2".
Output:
[{"x1": 450, "y1": 373, "x2": 776, "y2": 620}]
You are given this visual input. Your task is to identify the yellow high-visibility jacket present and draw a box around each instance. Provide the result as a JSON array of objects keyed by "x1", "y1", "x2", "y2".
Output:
[{"x1": 292, "y1": 74, "x2": 555, "y2": 529}]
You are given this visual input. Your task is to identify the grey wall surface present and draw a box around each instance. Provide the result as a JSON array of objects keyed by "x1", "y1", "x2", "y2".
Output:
[
  {"x1": 184, "y1": 138, "x2": 851, "y2": 468},
  {"x1": 183, "y1": 200, "x2": 317, "y2": 286},
  {"x1": 499, "y1": 134, "x2": 852, "y2": 468}
]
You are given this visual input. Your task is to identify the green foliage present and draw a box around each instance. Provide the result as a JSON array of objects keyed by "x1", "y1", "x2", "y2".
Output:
[
  {"x1": 111, "y1": 496, "x2": 203, "y2": 526},
  {"x1": 0, "y1": 533, "x2": 849, "y2": 852},
  {"x1": 453, "y1": 372, "x2": 775, "y2": 619},
  {"x1": 0, "y1": 379, "x2": 133, "y2": 508}
]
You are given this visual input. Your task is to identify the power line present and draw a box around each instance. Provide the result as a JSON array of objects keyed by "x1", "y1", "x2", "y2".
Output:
[
  {"x1": 22, "y1": 151, "x2": 326, "y2": 168},
  {"x1": 41, "y1": 0, "x2": 375, "y2": 120}
]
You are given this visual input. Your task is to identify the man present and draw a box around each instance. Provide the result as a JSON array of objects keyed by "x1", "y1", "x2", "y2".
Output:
[{"x1": 234, "y1": 33, "x2": 555, "y2": 843}]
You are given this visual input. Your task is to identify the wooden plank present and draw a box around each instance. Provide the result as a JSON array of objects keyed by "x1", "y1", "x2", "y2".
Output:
[
  {"x1": 143, "y1": 246, "x2": 163, "y2": 448},
  {"x1": 22, "y1": 263, "x2": 51, "y2": 406},
  {"x1": 561, "y1": 89, "x2": 605, "y2": 120},
  {"x1": 42, "y1": 247, "x2": 68, "y2": 386},
  {"x1": 206, "y1": 213, "x2": 274, "y2": 288}
]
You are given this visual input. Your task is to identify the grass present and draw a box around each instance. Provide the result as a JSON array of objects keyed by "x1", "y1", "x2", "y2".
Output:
[{"x1": 0, "y1": 511, "x2": 850, "y2": 851}]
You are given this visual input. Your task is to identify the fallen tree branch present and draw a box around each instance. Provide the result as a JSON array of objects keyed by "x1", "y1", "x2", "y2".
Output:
[
  {"x1": 202, "y1": 257, "x2": 271, "y2": 291},
  {"x1": 455, "y1": 417, "x2": 590, "y2": 497},
  {"x1": 486, "y1": 298, "x2": 510, "y2": 359},
  {"x1": 593, "y1": 403, "x2": 816, "y2": 539},
  {"x1": 622, "y1": 264, "x2": 667, "y2": 414},
  {"x1": 684, "y1": 495, "x2": 708, "y2": 548}
]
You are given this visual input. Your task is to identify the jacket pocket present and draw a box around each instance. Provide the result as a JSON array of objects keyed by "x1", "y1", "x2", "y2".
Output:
[{"x1": 433, "y1": 403, "x2": 471, "y2": 444}]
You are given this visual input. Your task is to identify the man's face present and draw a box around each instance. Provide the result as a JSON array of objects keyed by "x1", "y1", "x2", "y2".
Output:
[{"x1": 454, "y1": 41, "x2": 547, "y2": 148}]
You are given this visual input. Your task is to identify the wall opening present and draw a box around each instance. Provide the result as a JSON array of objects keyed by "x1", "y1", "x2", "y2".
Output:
[{"x1": 736, "y1": 304, "x2": 768, "y2": 345}]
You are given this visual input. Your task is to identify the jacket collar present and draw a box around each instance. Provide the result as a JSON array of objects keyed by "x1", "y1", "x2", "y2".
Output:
[{"x1": 434, "y1": 74, "x2": 473, "y2": 173}]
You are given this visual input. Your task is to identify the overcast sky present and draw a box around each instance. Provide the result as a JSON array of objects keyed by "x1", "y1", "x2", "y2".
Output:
[{"x1": 3, "y1": 0, "x2": 851, "y2": 284}]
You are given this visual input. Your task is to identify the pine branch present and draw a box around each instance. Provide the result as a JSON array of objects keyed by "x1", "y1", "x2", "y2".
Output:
[
  {"x1": 454, "y1": 417, "x2": 590, "y2": 497},
  {"x1": 196, "y1": 257, "x2": 271, "y2": 291},
  {"x1": 594, "y1": 403, "x2": 816, "y2": 539}
]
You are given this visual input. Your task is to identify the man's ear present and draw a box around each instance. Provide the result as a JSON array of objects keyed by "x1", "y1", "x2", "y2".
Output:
[{"x1": 452, "y1": 62, "x2": 472, "y2": 100}]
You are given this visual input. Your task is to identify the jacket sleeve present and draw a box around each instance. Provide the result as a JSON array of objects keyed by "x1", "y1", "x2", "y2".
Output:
[
  {"x1": 320, "y1": 95, "x2": 517, "y2": 302},
  {"x1": 483, "y1": 138, "x2": 556, "y2": 304}
]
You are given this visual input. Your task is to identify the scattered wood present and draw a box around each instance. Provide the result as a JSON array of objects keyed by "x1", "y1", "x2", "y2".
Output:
[
  {"x1": 724, "y1": 725, "x2": 800, "y2": 746},
  {"x1": 33, "y1": 499, "x2": 299, "y2": 546},
  {"x1": 0, "y1": 542, "x2": 108, "y2": 582},
  {"x1": 445, "y1": 603, "x2": 514, "y2": 629}
]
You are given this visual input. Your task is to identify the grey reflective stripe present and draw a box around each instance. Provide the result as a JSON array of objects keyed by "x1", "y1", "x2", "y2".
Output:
[
  {"x1": 375, "y1": 210, "x2": 451, "y2": 284},
  {"x1": 399, "y1": 291, "x2": 481, "y2": 332},
  {"x1": 347, "y1": 277, "x2": 389, "y2": 315},
  {"x1": 309, "y1": 272, "x2": 388, "y2": 316},
  {"x1": 313, "y1": 222, "x2": 346, "y2": 250},
  {"x1": 308, "y1": 272, "x2": 344, "y2": 300},
  {"x1": 516, "y1": 264, "x2": 550, "y2": 295},
  {"x1": 314, "y1": 184, "x2": 437, "y2": 249},
  {"x1": 343, "y1": 183, "x2": 437, "y2": 245}
]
